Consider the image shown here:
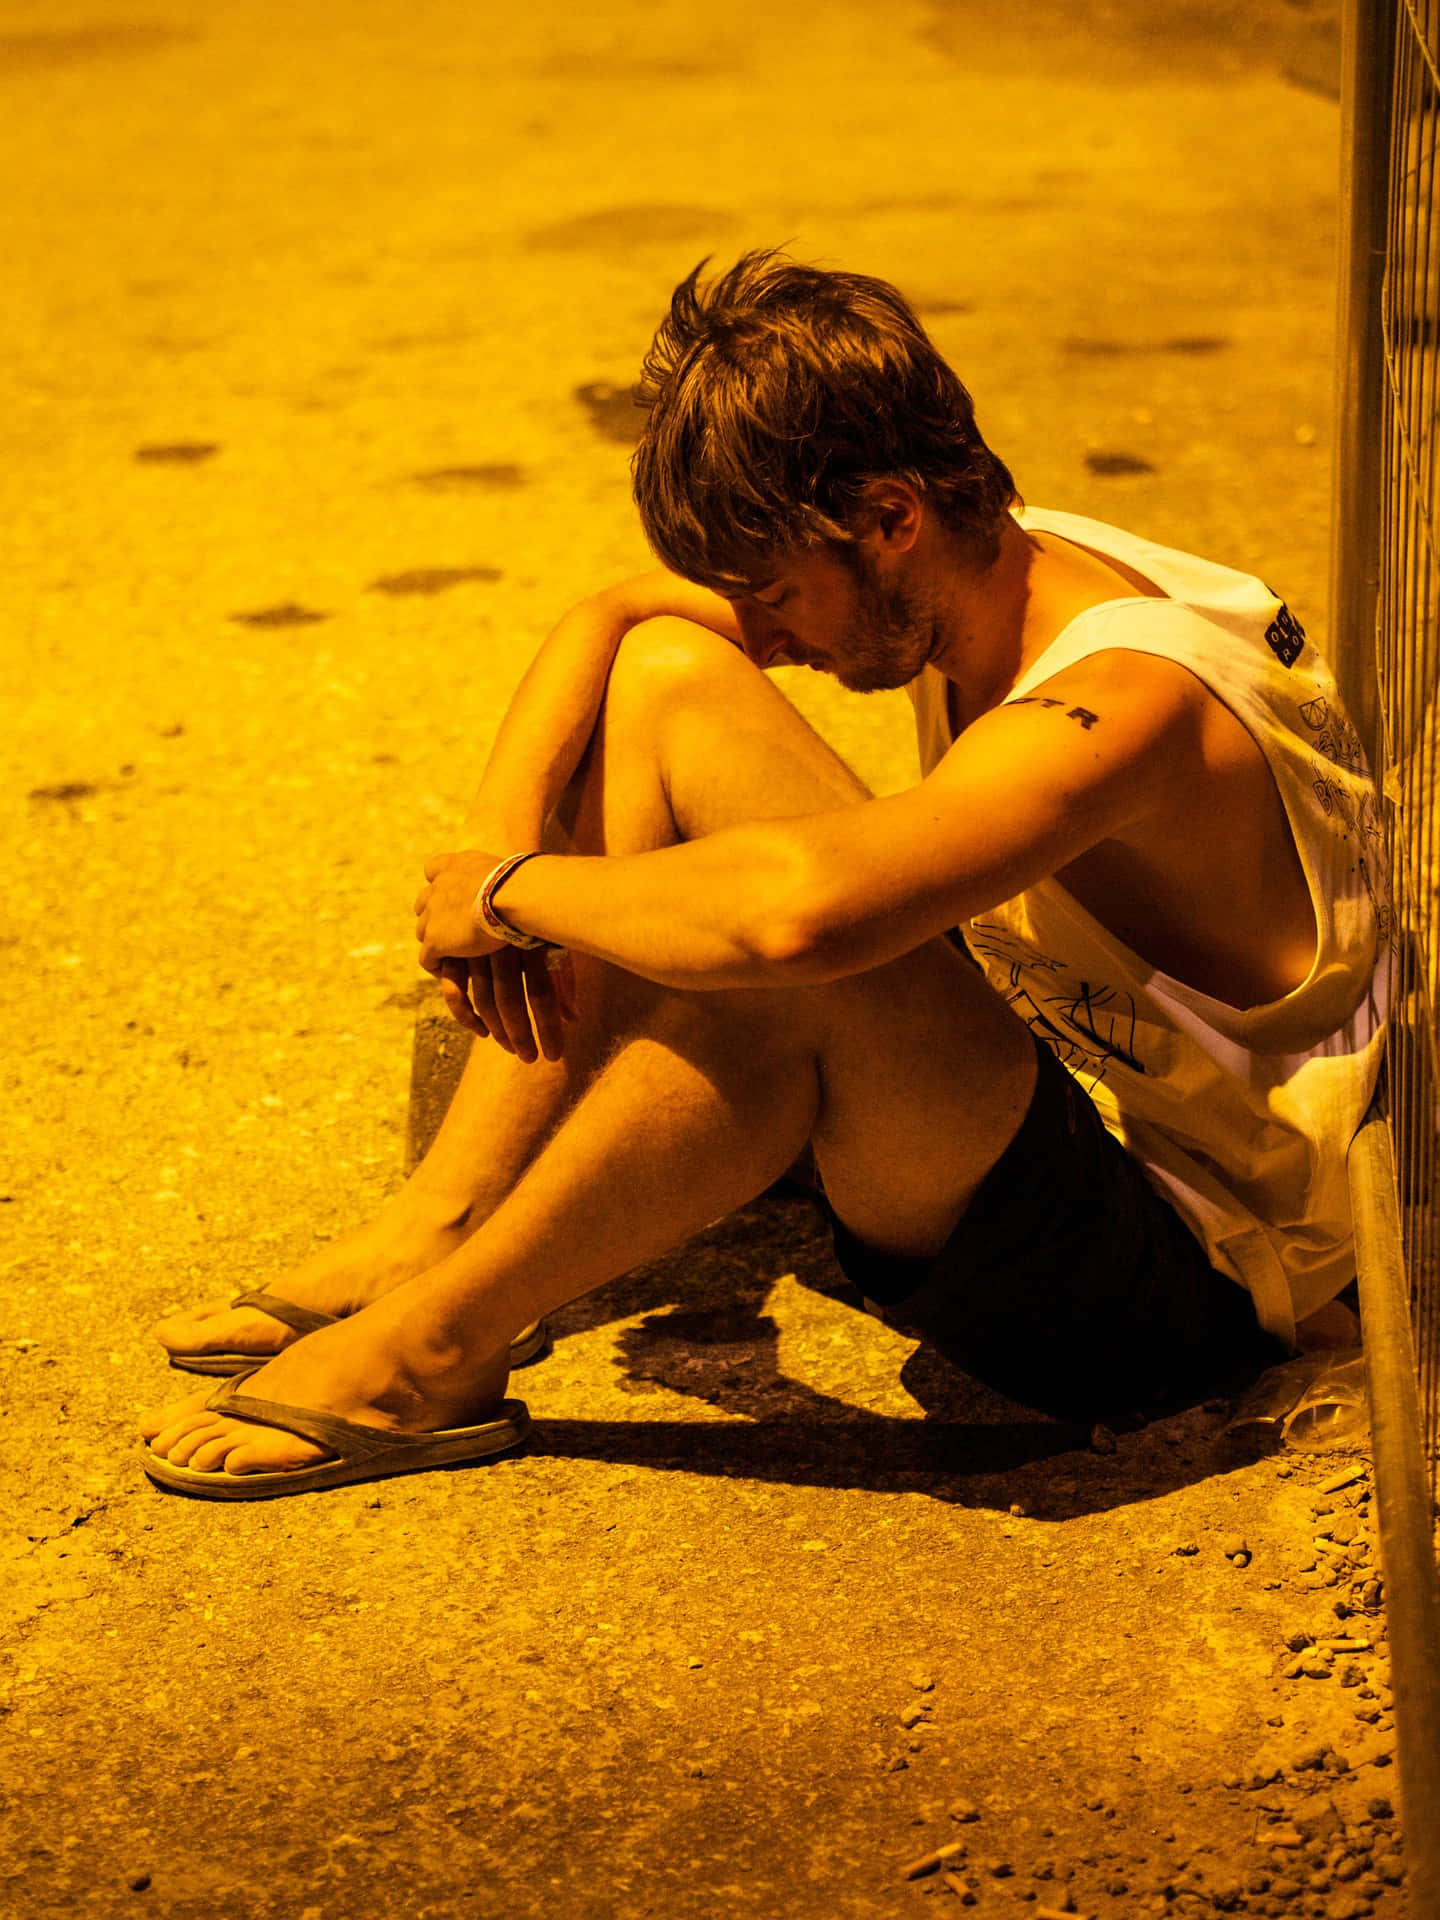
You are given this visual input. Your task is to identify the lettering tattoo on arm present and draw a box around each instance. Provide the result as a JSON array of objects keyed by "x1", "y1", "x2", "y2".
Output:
[{"x1": 1009, "y1": 696, "x2": 1101, "y2": 730}]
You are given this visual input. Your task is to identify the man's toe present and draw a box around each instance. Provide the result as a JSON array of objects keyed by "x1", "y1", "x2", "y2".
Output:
[
  {"x1": 138, "y1": 1389, "x2": 213, "y2": 1441},
  {"x1": 185, "y1": 1433, "x2": 241, "y2": 1474}
]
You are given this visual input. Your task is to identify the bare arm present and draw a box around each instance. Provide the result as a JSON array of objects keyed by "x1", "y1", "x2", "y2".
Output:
[
  {"x1": 435, "y1": 571, "x2": 738, "y2": 1058},
  {"x1": 463, "y1": 570, "x2": 740, "y2": 846},
  {"x1": 418, "y1": 655, "x2": 1200, "y2": 992}
]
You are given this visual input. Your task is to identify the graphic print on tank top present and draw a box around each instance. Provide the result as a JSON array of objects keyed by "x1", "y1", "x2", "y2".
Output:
[{"x1": 966, "y1": 921, "x2": 1148, "y2": 1091}]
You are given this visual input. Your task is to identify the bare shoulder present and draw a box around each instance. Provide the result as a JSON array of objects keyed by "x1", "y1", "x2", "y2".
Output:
[
  {"x1": 1016, "y1": 647, "x2": 1210, "y2": 734},
  {"x1": 942, "y1": 649, "x2": 1207, "y2": 788}
]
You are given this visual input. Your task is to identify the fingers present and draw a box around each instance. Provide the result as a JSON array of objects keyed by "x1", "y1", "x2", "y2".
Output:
[
  {"x1": 465, "y1": 958, "x2": 512, "y2": 1053},
  {"x1": 438, "y1": 962, "x2": 486, "y2": 1038},
  {"x1": 429, "y1": 952, "x2": 572, "y2": 1063},
  {"x1": 550, "y1": 951, "x2": 579, "y2": 1025},
  {"x1": 522, "y1": 949, "x2": 567, "y2": 1061},
  {"x1": 490, "y1": 950, "x2": 539, "y2": 1063}
]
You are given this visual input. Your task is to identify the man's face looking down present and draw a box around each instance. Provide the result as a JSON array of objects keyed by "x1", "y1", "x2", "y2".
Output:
[{"x1": 726, "y1": 539, "x2": 942, "y2": 695}]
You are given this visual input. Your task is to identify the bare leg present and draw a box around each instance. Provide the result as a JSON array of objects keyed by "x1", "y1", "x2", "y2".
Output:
[
  {"x1": 141, "y1": 621, "x2": 1034, "y2": 1473},
  {"x1": 152, "y1": 618, "x2": 869, "y2": 1365},
  {"x1": 143, "y1": 937, "x2": 1033, "y2": 1473}
]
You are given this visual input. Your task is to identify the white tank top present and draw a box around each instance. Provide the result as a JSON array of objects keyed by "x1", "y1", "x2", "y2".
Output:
[{"x1": 907, "y1": 506, "x2": 1390, "y2": 1344}]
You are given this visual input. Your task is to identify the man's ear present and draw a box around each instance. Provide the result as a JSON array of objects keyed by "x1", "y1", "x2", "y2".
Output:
[{"x1": 855, "y1": 477, "x2": 924, "y2": 556}]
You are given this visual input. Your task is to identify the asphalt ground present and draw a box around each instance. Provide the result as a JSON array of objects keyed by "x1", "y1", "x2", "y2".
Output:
[{"x1": 4, "y1": 5, "x2": 1414, "y2": 1919}]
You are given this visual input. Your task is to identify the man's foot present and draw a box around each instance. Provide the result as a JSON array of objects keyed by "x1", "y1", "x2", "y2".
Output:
[
  {"x1": 151, "y1": 1206, "x2": 473, "y2": 1367},
  {"x1": 140, "y1": 1301, "x2": 512, "y2": 1478}
]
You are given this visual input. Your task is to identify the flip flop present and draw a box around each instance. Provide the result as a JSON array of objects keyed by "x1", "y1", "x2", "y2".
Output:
[
  {"x1": 142, "y1": 1370, "x2": 531, "y2": 1501},
  {"x1": 166, "y1": 1290, "x2": 549, "y2": 1374}
]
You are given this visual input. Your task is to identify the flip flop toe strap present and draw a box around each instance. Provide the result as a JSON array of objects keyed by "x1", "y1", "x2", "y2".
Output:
[
  {"x1": 203, "y1": 1373, "x2": 511, "y2": 1463},
  {"x1": 228, "y1": 1291, "x2": 336, "y2": 1338}
]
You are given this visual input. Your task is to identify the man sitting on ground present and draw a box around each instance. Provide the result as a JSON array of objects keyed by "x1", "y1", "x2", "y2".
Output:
[{"x1": 141, "y1": 252, "x2": 1386, "y2": 1497}]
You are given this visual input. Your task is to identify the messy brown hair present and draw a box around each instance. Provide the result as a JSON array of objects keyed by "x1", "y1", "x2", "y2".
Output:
[{"x1": 632, "y1": 250, "x2": 1018, "y2": 593}]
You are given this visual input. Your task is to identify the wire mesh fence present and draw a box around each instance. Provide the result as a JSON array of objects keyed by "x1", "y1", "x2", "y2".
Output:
[{"x1": 1376, "y1": 0, "x2": 1440, "y2": 1498}]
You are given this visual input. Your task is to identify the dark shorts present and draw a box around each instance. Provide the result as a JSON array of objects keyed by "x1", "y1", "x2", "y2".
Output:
[{"x1": 826, "y1": 1036, "x2": 1287, "y2": 1421}]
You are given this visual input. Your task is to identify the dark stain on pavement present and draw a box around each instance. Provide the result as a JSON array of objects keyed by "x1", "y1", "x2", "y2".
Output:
[
  {"x1": 923, "y1": 0, "x2": 1339, "y2": 95},
  {"x1": 576, "y1": 382, "x2": 647, "y2": 445},
  {"x1": 1065, "y1": 337, "x2": 1231, "y2": 357},
  {"x1": 134, "y1": 443, "x2": 219, "y2": 463},
  {"x1": 228, "y1": 603, "x2": 330, "y2": 627},
  {"x1": 368, "y1": 567, "x2": 503, "y2": 596},
  {"x1": 369, "y1": 330, "x2": 476, "y2": 353},
  {"x1": 524, "y1": 204, "x2": 737, "y2": 251},
  {"x1": 411, "y1": 464, "x2": 527, "y2": 491},
  {"x1": 29, "y1": 781, "x2": 99, "y2": 803},
  {"x1": 0, "y1": 25, "x2": 198, "y2": 71},
  {"x1": 532, "y1": 52, "x2": 721, "y2": 80},
  {"x1": 1084, "y1": 450, "x2": 1158, "y2": 477}
]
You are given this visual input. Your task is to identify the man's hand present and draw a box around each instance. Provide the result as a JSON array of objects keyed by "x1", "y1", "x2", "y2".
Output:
[
  {"x1": 416, "y1": 850, "x2": 576, "y2": 1061},
  {"x1": 414, "y1": 849, "x2": 503, "y2": 969},
  {"x1": 434, "y1": 950, "x2": 577, "y2": 1062}
]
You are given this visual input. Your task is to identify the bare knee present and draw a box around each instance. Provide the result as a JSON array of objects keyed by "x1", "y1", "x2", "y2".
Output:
[
  {"x1": 552, "y1": 620, "x2": 746, "y2": 856},
  {"x1": 604, "y1": 616, "x2": 741, "y2": 719}
]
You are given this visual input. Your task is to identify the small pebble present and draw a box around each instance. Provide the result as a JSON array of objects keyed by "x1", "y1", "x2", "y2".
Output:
[
  {"x1": 910, "y1": 1670, "x2": 936, "y2": 1692},
  {"x1": 949, "y1": 1799, "x2": 980, "y2": 1823},
  {"x1": 128, "y1": 1874, "x2": 151, "y2": 1893},
  {"x1": 1089, "y1": 1423, "x2": 1117, "y2": 1455},
  {"x1": 1175, "y1": 1541, "x2": 1200, "y2": 1557},
  {"x1": 1219, "y1": 1532, "x2": 1248, "y2": 1558},
  {"x1": 984, "y1": 1858, "x2": 1013, "y2": 1877},
  {"x1": 1367, "y1": 1796, "x2": 1393, "y2": 1820}
]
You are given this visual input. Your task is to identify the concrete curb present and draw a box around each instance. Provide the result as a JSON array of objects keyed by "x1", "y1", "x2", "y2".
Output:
[{"x1": 406, "y1": 980, "x2": 472, "y2": 1174}]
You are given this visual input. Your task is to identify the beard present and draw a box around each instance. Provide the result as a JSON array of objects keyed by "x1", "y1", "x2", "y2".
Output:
[{"x1": 830, "y1": 558, "x2": 940, "y2": 693}]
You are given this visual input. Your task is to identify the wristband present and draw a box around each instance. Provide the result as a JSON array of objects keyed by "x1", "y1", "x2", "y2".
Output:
[{"x1": 474, "y1": 852, "x2": 554, "y2": 951}]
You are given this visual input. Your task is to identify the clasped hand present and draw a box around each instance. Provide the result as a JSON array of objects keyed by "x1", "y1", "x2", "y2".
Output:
[{"x1": 414, "y1": 849, "x2": 576, "y2": 1062}]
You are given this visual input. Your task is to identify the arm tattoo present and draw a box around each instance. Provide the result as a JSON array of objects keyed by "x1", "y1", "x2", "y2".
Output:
[{"x1": 1010, "y1": 696, "x2": 1100, "y2": 730}]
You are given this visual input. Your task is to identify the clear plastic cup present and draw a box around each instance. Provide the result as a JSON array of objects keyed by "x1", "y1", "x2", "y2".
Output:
[{"x1": 1222, "y1": 1346, "x2": 1370, "y2": 1452}]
